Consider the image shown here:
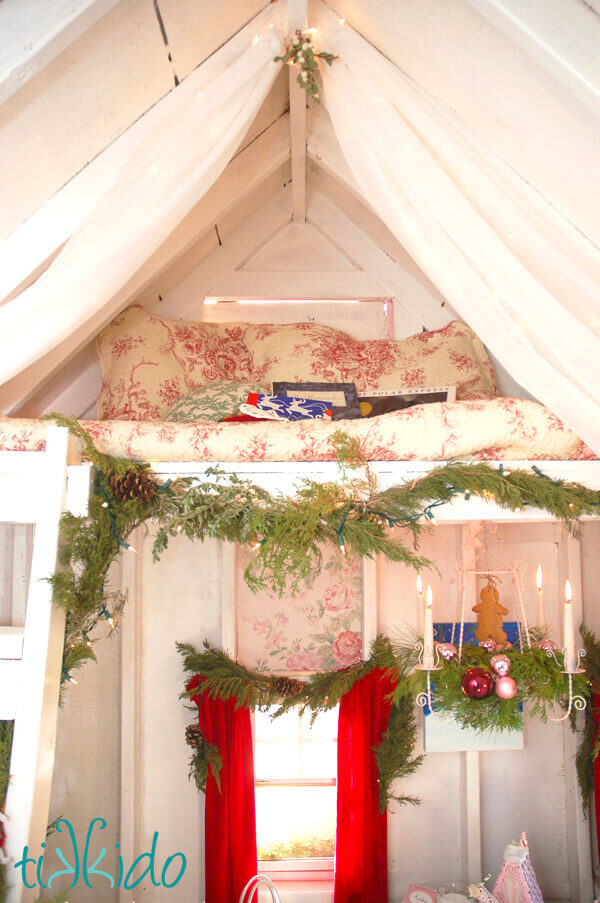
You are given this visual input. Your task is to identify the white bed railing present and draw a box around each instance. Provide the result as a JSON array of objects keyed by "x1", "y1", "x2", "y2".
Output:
[{"x1": 0, "y1": 426, "x2": 90, "y2": 903}]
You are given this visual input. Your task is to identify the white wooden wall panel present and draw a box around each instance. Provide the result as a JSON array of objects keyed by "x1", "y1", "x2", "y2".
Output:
[
  {"x1": 464, "y1": 0, "x2": 600, "y2": 115},
  {"x1": 43, "y1": 560, "x2": 123, "y2": 903},
  {"x1": 205, "y1": 299, "x2": 391, "y2": 341},
  {"x1": 108, "y1": 514, "x2": 600, "y2": 901},
  {"x1": 118, "y1": 526, "x2": 225, "y2": 902},
  {"x1": 156, "y1": 0, "x2": 266, "y2": 83},
  {"x1": 0, "y1": 525, "x2": 34, "y2": 627}
]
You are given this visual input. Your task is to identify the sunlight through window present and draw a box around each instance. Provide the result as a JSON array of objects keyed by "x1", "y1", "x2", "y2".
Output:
[{"x1": 254, "y1": 706, "x2": 338, "y2": 863}]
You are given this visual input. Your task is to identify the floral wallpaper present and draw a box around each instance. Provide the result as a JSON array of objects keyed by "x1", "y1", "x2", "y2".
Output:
[{"x1": 236, "y1": 547, "x2": 363, "y2": 672}]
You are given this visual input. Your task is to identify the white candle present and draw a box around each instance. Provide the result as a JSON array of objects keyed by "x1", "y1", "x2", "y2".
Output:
[
  {"x1": 416, "y1": 574, "x2": 424, "y2": 632},
  {"x1": 423, "y1": 585, "x2": 434, "y2": 669},
  {"x1": 536, "y1": 564, "x2": 546, "y2": 627},
  {"x1": 563, "y1": 579, "x2": 576, "y2": 672}
]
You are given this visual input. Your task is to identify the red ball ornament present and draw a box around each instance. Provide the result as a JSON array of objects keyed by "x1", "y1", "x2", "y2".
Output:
[
  {"x1": 461, "y1": 667, "x2": 495, "y2": 699},
  {"x1": 495, "y1": 675, "x2": 518, "y2": 699}
]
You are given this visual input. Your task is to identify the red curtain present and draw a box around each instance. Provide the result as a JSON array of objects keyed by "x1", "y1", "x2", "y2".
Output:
[
  {"x1": 334, "y1": 668, "x2": 396, "y2": 903},
  {"x1": 188, "y1": 676, "x2": 257, "y2": 903},
  {"x1": 593, "y1": 693, "x2": 600, "y2": 866}
]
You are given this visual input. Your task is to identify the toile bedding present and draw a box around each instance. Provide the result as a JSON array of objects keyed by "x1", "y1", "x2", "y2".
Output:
[
  {"x1": 0, "y1": 306, "x2": 592, "y2": 462},
  {"x1": 0, "y1": 398, "x2": 592, "y2": 462}
]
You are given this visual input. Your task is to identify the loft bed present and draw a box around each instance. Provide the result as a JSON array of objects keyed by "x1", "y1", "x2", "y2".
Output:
[
  {"x1": 0, "y1": 396, "x2": 594, "y2": 464},
  {"x1": 1, "y1": 307, "x2": 599, "y2": 903},
  {"x1": 0, "y1": 305, "x2": 595, "y2": 465}
]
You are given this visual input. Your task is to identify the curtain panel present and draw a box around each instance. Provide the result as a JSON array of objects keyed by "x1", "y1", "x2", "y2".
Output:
[
  {"x1": 0, "y1": 6, "x2": 284, "y2": 386},
  {"x1": 188, "y1": 675, "x2": 258, "y2": 903},
  {"x1": 334, "y1": 668, "x2": 396, "y2": 903},
  {"x1": 316, "y1": 5, "x2": 600, "y2": 455}
]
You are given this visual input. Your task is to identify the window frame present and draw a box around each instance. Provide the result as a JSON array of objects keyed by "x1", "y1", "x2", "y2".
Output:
[
  {"x1": 220, "y1": 544, "x2": 378, "y2": 879},
  {"x1": 253, "y1": 704, "x2": 338, "y2": 876}
]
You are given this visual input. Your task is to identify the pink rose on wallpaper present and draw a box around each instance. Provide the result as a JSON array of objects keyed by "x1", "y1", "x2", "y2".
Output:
[
  {"x1": 286, "y1": 651, "x2": 319, "y2": 671},
  {"x1": 322, "y1": 585, "x2": 353, "y2": 615},
  {"x1": 331, "y1": 631, "x2": 362, "y2": 668}
]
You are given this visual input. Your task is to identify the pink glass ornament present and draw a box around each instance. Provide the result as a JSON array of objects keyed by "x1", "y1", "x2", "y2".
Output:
[
  {"x1": 490, "y1": 653, "x2": 511, "y2": 677},
  {"x1": 437, "y1": 642, "x2": 458, "y2": 662},
  {"x1": 537, "y1": 639, "x2": 558, "y2": 653},
  {"x1": 495, "y1": 675, "x2": 518, "y2": 699},
  {"x1": 479, "y1": 637, "x2": 498, "y2": 653},
  {"x1": 461, "y1": 667, "x2": 495, "y2": 699},
  {"x1": 499, "y1": 640, "x2": 513, "y2": 651}
]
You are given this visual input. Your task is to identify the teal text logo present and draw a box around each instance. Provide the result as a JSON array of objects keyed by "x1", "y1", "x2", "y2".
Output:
[{"x1": 15, "y1": 818, "x2": 186, "y2": 891}]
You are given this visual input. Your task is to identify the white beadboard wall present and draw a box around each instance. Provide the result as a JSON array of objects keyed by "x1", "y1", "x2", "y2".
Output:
[
  {"x1": 16, "y1": 519, "x2": 596, "y2": 903},
  {"x1": 2, "y1": 519, "x2": 599, "y2": 901}
]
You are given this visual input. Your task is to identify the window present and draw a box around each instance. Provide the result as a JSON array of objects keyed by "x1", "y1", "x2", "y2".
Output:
[{"x1": 254, "y1": 705, "x2": 338, "y2": 877}]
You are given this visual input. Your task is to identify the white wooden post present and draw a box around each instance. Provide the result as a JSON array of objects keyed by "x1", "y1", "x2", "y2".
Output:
[
  {"x1": 119, "y1": 525, "x2": 143, "y2": 903},
  {"x1": 2, "y1": 427, "x2": 72, "y2": 903},
  {"x1": 461, "y1": 522, "x2": 483, "y2": 884},
  {"x1": 221, "y1": 542, "x2": 237, "y2": 657},
  {"x1": 561, "y1": 530, "x2": 594, "y2": 903}
]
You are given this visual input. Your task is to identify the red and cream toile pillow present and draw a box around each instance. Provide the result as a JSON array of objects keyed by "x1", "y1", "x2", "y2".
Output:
[
  {"x1": 242, "y1": 320, "x2": 497, "y2": 400},
  {"x1": 96, "y1": 305, "x2": 254, "y2": 420},
  {"x1": 96, "y1": 307, "x2": 497, "y2": 421}
]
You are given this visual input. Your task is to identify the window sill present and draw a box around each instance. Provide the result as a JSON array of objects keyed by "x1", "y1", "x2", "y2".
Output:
[{"x1": 258, "y1": 879, "x2": 334, "y2": 903}]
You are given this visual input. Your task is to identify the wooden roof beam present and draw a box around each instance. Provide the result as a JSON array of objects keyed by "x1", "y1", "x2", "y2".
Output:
[
  {"x1": 288, "y1": 0, "x2": 307, "y2": 222},
  {"x1": 465, "y1": 0, "x2": 600, "y2": 116},
  {"x1": 0, "y1": 0, "x2": 121, "y2": 106}
]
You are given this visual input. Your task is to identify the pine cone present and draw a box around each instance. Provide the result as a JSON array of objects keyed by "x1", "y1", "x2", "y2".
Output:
[
  {"x1": 185, "y1": 724, "x2": 205, "y2": 750},
  {"x1": 272, "y1": 676, "x2": 304, "y2": 699},
  {"x1": 110, "y1": 469, "x2": 157, "y2": 503}
]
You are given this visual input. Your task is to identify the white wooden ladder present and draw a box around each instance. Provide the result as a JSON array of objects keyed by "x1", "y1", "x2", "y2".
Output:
[{"x1": 0, "y1": 426, "x2": 89, "y2": 903}]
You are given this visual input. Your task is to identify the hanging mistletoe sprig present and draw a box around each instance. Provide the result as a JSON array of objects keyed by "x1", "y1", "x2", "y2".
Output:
[
  {"x1": 275, "y1": 29, "x2": 338, "y2": 99},
  {"x1": 178, "y1": 636, "x2": 422, "y2": 810}
]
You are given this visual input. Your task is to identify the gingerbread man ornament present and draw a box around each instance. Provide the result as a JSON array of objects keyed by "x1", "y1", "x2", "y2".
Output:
[{"x1": 472, "y1": 578, "x2": 508, "y2": 644}]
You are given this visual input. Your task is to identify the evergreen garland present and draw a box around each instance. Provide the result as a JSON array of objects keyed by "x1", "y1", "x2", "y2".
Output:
[
  {"x1": 152, "y1": 438, "x2": 600, "y2": 597},
  {"x1": 576, "y1": 627, "x2": 600, "y2": 813},
  {"x1": 0, "y1": 721, "x2": 12, "y2": 903},
  {"x1": 46, "y1": 415, "x2": 191, "y2": 685},
  {"x1": 178, "y1": 636, "x2": 422, "y2": 811}
]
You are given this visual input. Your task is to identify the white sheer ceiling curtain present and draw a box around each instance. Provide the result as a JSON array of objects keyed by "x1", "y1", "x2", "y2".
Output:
[
  {"x1": 316, "y1": 4, "x2": 600, "y2": 454},
  {"x1": 0, "y1": 5, "x2": 285, "y2": 385}
]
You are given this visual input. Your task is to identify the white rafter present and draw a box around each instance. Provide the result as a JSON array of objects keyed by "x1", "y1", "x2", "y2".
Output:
[{"x1": 288, "y1": 0, "x2": 308, "y2": 222}]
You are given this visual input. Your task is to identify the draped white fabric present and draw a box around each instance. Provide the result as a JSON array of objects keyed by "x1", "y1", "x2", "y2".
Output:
[
  {"x1": 315, "y1": 6, "x2": 600, "y2": 454},
  {"x1": 0, "y1": 6, "x2": 284, "y2": 384}
]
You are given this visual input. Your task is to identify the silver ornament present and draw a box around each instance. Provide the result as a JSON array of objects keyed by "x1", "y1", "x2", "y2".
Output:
[
  {"x1": 437, "y1": 642, "x2": 458, "y2": 662},
  {"x1": 490, "y1": 653, "x2": 511, "y2": 677}
]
